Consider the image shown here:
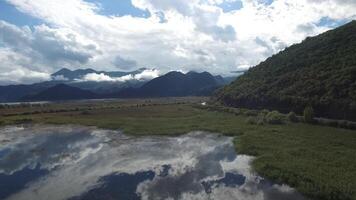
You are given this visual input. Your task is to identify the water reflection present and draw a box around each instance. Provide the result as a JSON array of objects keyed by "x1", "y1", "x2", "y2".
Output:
[{"x1": 0, "y1": 125, "x2": 306, "y2": 200}]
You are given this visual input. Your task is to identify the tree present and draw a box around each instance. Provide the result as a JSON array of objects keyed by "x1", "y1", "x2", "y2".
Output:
[{"x1": 304, "y1": 106, "x2": 314, "y2": 123}]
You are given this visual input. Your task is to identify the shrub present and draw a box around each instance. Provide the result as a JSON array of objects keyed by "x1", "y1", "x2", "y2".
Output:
[
  {"x1": 265, "y1": 111, "x2": 285, "y2": 124},
  {"x1": 246, "y1": 117, "x2": 257, "y2": 125},
  {"x1": 244, "y1": 110, "x2": 259, "y2": 116},
  {"x1": 287, "y1": 112, "x2": 298, "y2": 122},
  {"x1": 304, "y1": 106, "x2": 314, "y2": 123}
]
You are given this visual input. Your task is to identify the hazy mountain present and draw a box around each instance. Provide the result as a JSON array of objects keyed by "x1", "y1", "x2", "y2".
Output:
[
  {"x1": 0, "y1": 68, "x2": 230, "y2": 102},
  {"x1": 22, "y1": 84, "x2": 98, "y2": 101},
  {"x1": 0, "y1": 81, "x2": 63, "y2": 102},
  {"x1": 117, "y1": 71, "x2": 224, "y2": 98},
  {"x1": 216, "y1": 20, "x2": 356, "y2": 120},
  {"x1": 0, "y1": 68, "x2": 151, "y2": 102},
  {"x1": 68, "y1": 80, "x2": 147, "y2": 94}
]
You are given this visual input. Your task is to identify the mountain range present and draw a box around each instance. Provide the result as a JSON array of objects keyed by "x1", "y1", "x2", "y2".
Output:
[
  {"x1": 23, "y1": 84, "x2": 99, "y2": 101},
  {"x1": 116, "y1": 71, "x2": 224, "y2": 98},
  {"x1": 216, "y1": 20, "x2": 356, "y2": 121},
  {"x1": 0, "y1": 68, "x2": 234, "y2": 102},
  {"x1": 0, "y1": 68, "x2": 148, "y2": 102}
]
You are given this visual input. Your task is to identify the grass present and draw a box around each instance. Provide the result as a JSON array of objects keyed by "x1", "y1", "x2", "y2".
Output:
[
  {"x1": 235, "y1": 124, "x2": 356, "y2": 200},
  {"x1": 1, "y1": 98, "x2": 356, "y2": 200}
]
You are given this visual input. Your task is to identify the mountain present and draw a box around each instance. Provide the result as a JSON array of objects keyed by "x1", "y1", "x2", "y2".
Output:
[
  {"x1": 117, "y1": 71, "x2": 223, "y2": 98},
  {"x1": 22, "y1": 84, "x2": 98, "y2": 101},
  {"x1": 68, "y1": 80, "x2": 146, "y2": 94},
  {"x1": 51, "y1": 67, "x2": 150, "y2": 94},
  {"x1": 0, "y1": 68, "x2": 229, "y2": 102},
  {"x1": 51, "y1": 67, "x2": 148, "y2": 81},
  {"x1": 0, "y1": 81, "x2": 63, "y2": 102},
  {"x1": 216, "y1": 20, "x2": 356, "y2": 121},
  {"x1": 0, "y1": 68, "x2": 150, "y2": 102}
]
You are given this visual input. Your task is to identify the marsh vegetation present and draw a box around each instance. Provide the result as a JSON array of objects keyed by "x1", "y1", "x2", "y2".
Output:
[{"x1": 1, "y1": 98, "x2": 356, "y2": 199}]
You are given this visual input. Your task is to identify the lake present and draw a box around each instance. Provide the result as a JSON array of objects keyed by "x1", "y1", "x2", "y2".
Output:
[{"x1": 0, "y1": 125, "x2": 306, "y2": 200}]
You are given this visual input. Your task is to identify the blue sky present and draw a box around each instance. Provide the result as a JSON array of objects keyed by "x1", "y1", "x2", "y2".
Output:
[
  {"x1": 0, "y1": 1, "x2": 42, "y2": 26},
  {"x1": 0, "y1": 0, "x2": 246, "y2": 26},
  {"x1": 84, "y1": 0, "x2": 151, "y2": 18},
  {"x1": 0, "y1": 0, "x2": 355, "y2": 84}
]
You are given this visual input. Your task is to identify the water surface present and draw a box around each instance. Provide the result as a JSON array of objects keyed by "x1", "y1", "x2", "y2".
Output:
[{"x1": 0, "y1": 125, "x2": 306, "y2": 200}]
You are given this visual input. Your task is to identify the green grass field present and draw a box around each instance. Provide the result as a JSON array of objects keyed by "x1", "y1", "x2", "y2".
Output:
[{"x1": 1, "y1": 98, "x2": 356, "y2": 200}]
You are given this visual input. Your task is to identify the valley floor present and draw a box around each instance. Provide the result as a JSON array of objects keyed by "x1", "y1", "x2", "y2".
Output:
[{"x1": 1, "y1": 97, "x2": 356, "y2": 200}]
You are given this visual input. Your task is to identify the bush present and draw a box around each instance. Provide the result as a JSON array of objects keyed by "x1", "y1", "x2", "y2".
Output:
[
  {"x1": 304, "y1": 106, "x2": 314, "y2": 123},
  {"x1": 265, "y1": 111, "x2": 285, "y2": 124},
  {"x1": 246, "y1": 117, "x2": 257, "y2": 125},
  {"x1": 244, "y1": 110, "x2": 259, "y2": 116},
  {"x1": 287, "y1": 112, "x2": 298, "y2": 122}
]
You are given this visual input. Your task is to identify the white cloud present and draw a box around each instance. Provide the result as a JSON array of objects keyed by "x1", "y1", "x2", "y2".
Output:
[
  {"x1": 52, "y1": 75, "x2": 69, "y2": 81},
  {"x1": 80, "y1": 69, "x2": 160, "y2": 82},
  {"x1": 80, "y1": 73, "x2": 115, "y2": 82},
  {"x1": 0, "y1": 0, "x2": 355, "y2": 85},
  {"x1": 133, "y1": 68, "x2": 160, "y2": 80},
  {"x1": 0, "y1": 20, "x2": 100, "y2": 72},
  {"x1": 0, "y1": 48, "x2": 51, "y2": 85},
  {"x1": 0, "y1": 69, "x2": 50, "y2": 85}
]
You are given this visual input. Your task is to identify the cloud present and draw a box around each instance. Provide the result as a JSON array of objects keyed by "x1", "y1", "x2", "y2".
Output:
[
  {"x1": 80, "y1": 69, "x2": 160, "y2": 82},
  {"x1": 80, "y1": 73, "x2": 114, "y2": 82},
  {"x1": 52, "y1": 75, "x2": 69, "y2": 81},
  {"x1": 0, "y1": 20, "x2": 100, "y2": 74},
  {"x1": 0, "y1": 48, "x2": 51, "y2": 85},
  {"x1": 0, "y1": 68, "x2": 50, "y2": 85},
  {"x1": 112, "y1": 55, "x2": 137, "y2": 69},
  {"x1": 0, "y1": 0, "x2": 355, "y2": 85},
  {"x1": 31, "y1": 25, "x2": 100, "y2": 64}
]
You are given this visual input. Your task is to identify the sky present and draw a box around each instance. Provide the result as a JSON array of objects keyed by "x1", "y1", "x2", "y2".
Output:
[{"x1": 0, "y1": 0, "x2": 355, "y2": 85}]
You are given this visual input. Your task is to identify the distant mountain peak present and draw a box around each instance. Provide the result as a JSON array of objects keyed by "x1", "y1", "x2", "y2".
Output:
[
  {"x1": 117, "y1": 70, "x2": 224, "y2": 98},
  {"x1": 53, "y1": 68, "x2": 71, "y2": 74}
]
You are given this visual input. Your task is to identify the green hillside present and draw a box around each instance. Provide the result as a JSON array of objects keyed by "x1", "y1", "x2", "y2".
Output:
[{"x1": 217, "y1": 20, "x2": 356, "y2": 121}]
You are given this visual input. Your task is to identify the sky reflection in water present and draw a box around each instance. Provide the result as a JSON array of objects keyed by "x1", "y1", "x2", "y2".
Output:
[{"x1": 0, "y1": 125, "x2": 306, "y2": 200}]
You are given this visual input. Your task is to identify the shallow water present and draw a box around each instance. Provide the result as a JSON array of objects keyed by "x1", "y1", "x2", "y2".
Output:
[{"x1": 0, "y1": 125, "x2": 306, "y2": 200}]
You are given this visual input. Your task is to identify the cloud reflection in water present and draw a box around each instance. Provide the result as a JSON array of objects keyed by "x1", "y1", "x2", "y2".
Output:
[{"x1": 0, "y1": 125, "x2": 306, "y2": 200}]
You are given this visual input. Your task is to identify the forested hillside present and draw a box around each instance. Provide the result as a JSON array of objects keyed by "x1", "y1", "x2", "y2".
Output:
[{"x1": 217, "y1": 20, "x2": 356, "y2": 120}]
